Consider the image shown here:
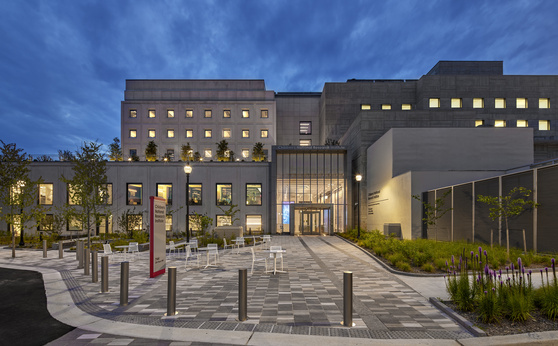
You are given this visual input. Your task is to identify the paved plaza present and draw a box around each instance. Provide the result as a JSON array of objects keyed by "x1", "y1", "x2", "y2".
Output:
[{"x1": 1, "y1": 236, "x2": 556, "y2": 345}]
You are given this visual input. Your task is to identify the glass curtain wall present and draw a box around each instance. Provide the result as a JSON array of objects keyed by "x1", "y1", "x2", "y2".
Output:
[{"x1": 276, "y1": 149, "x2": 346, "y2": 235}]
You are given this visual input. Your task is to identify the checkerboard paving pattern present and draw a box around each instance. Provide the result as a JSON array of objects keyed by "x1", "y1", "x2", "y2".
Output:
[{"x1": 1, "y1": 236, "x2": 473, "y2": 343}]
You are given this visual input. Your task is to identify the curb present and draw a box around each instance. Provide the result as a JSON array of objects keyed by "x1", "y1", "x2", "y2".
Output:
[{"x1": 428, "y1": 297, "x2": 487, "y2": 337}]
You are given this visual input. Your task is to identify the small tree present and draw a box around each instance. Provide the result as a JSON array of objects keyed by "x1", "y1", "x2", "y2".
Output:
[
  {"x1": 477, "y1": 187, "x2": 539, "y2": 260},
  {"x1": 108, "y1": 137, "x2": 123, "y2": 161},
  {"x1": 131, "y1": 152, "x2": 140, "y2": 161},
  {"x1": 36, "y1": 155, "x2": 53, "y2": 162},
  {"x1": 217, "y1": 204, "x2": 240, "y2": 226},
  {"x1": 193, "y1": 151, "x2": 202, "y2": 161},
  {"x1": 190, "y1": 212, "x2": 213, "y2": 237},
  {"x1": 0, "y1": 141, "x2": 47, "y2": 257},
  {"x1": 412, "y1": 190, "x2": 452, "y2": 241},
  {"x1": 252, "y1": 142, "x2": 265, "y2": 162},
  {"x1": 216, "y1": 140, "x2": 230, "y2": 161},
  {"x1": 58, "y1": 149, "x2": 75, "y2": 161},
  {"x1": 61, "y1": 141, "x2": 110, "y2": 249},
  {"x1": 180, "y1": 143, "x2": 194, "y2": 162},
  {"x1": 116, "y1": 208, "x2": 144, "y2": 238},
  {"x1": 145, "y1": 140, "x2": 158, "y2": 161}
]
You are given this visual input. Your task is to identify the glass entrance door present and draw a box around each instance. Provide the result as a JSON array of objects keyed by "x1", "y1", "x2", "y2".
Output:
[{"x1": 301, "y1": 211, "x2": 321, "y2": 235}]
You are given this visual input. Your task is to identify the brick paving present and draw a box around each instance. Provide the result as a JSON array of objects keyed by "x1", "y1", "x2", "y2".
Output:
[{"x1": 1, "y1": 236, "x2": 473, "y2": 344}]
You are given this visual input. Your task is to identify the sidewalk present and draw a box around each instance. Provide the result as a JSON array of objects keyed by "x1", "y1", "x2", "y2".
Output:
[{"x1": 1, "y1": 236, "x2": 556, "y2": 345}]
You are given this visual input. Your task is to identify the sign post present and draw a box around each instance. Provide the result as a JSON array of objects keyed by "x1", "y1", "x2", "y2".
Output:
[{"x1": 150, "y1": 196, "x2": 167, "y2": 278}]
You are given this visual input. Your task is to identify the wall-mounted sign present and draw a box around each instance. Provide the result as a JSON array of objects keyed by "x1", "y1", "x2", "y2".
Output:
[{"x1": 150, "y1": 196, "x2": 167, "y2": 278}]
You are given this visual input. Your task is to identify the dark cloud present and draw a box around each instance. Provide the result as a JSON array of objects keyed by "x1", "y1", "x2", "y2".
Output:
[{"x1": 0, "y1": 0, "x2": 557, "y2": 155}]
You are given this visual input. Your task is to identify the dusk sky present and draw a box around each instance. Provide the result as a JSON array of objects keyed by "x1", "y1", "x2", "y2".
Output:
[{"x1": 1, "y1": 0, "x2": 558, "y2": 157}]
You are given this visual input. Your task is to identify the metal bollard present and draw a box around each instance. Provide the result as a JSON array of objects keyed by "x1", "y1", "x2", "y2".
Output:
[
  {"x1": 167, "y1": 267, "x2": 177, "y2": 316},
  {"x1": 77, "y1": 241, "x2": 84, "y2": 269},
  {"x1": 120, "y1": 262, "x2": 129, "y2": 306},
  {"x1": 343, "y1": 271, "x2": 353, "y2": 327},
  {"x1": 101, "y1": 256, "x2": 109, "y2": 293},
  {"x1": 84, "y1": 248, "x2": 90, "y2": 276},
  {"x1": 43, "y1": 240, "x2": 48, "y2": 258},
  {"x1": 92, "y1": 251, "x2": 98, "y2": 283},
  {"x1": 238, "y1": 269, "x2": 247, "y2": 321},
  {"x1": 59, "y1": 241, "x2": 64, "y2": 259}
]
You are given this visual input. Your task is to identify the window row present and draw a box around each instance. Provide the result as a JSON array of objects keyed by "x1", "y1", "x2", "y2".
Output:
[
  {"x1": 129, "y1": 128, "x2": 269, "y2": 139},
  {"x1": 129, "y1": 147, "x2": 268, "y2": 161},
  {"x1": 475, "y1": 119, "x2": 551, "y2": 130},
  {"x1": 429, "y1": 97, "x2": 551, "y2": 109},
  {"x1": 129, "y1": 108, "x2": 269, "y2": 119},
  {"x1": 36, "y1": 183, "x2": 113, "y2": 206},
  {"x1": 361, "y1": 104, "x2": 412, "y2": 111},
  {"x1": 127, "y1": 183, "x2": 262, "y2": 206}
]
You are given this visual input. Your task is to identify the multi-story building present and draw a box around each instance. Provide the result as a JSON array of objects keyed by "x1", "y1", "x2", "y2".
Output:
[{"x1": 4, "y1": 61, "x2": 558, "y2": 247}]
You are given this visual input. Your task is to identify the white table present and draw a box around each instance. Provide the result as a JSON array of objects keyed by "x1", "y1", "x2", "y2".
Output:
[
  {"x1": 114, "y1": 245, "x2": 130, "y2": 261},
  {"x1": 264, "y1": 249, "x2": 286, "y2": 274},
  {"x1": 197, "y1": 247, "x2": 218, "y2": 268}
]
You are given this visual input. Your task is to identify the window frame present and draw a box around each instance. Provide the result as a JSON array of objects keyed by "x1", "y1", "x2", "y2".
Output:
[
  {"x1": 245, "y1": 214, "x2": 262, "y2": 233},
  {"x1": 204, "y1": 149, "x2": 212, "y2": 158},
  {"x1": 223, "y1": 128, "x2": 231, "y2": 138},
  {"x1": 148, "y1": 109, "x2": 156, "y2": 118},
  {"x1": 516, "y1": 120, "x2": 528, "y2": 128},
  {"x1": 216, "y1": 183, "x2": 232, "y2": 206},
  {"x1": 185, "y1": 129, "x2": 193, "y2": 138},
  {"x1": 299, "y1": 139, "x2": 311, "y2": 146},
  {"x1": 223, "y1": 109, "x2": 231, "y2": 118},
  {"x1": 361, "y1": 104, "x2": 371, "y2": 110},
  {"x1": 299, "y1": 121, "x2": 312, "y2": 135},
  {"x1": 204, "y1": 109, "x2": 212, "y2": 118},
  {"x1": 261, "y1": 109, "x2": 268, "y2": 118},
  {"x1": 401, "y1": 104, "x2": 411, "y2": 110},
  {"x1": 156, "y1": 183, "x2": 173, "y2": 205},
  {"x1": 516, "y1": 98, "x2": 528, "y2": 109},
  {"x1": 204, "y1": 129, "x2": 212, "y2": 138},
  {"x1": 381, "y1": 104, "x2": 392, "y2": 110},
  {"x1": 451, "y1": 98, "x2": 462, "y2": 108},
  {"x1": 429, "y1": 98, "x2": 440, "y2": 108},
  {"x1": 242, "y1": 109, "x2": 250, "y2": 118},
  {"x1": 473, "y1": 98, "x2": 484, "y2": 108},
  {"x1": 246, "y1": 183, "x2": 262, "y2": 206},
  {"x1": 242, "y1": 129, "x2": 250, "y2": 138},
  {"x1": 185, "y1": 109, "x2": 193, "y2": 118},
  {"x1": 148, "y1": 129, "x2": 156, "y2": 138},
  {"x1": 129, "y1": 109, "x2": 137, "y2": 118},
  {"x1": 216, "y1": 215, "x2": 232, "y2": 227},
  {"x1": 260, "y1": 129, "x2": 269, "y2": 138},
  {"x1": 494, "y1": 120, "x2": 506, "y2": 128},
  {"x1": 188, "y1": 183, "x2": 202, "y2": 205},
  {"x1": 100, "y1": 183, "x2": 113, "y2": 205},
  {"x1": 126, "y1": 183, "x2": 143, "y2": 206},
  {"x1": 129, "y1": 129, "x2": 137, "y2": 138},
  {"x1": 167, "y1": 129, "x2": 175, "y2": 138},
  {"x1": 539, "y1": 98, "x2": 550, "y2": 109},
  {"x1": 241, "y1": 149, "x2": 250, "y2": 159},
  {"x1": 167, "y1": 109, "x2": 175, "y2": 118},
  {"x1": 38, "y1": 183, "x2": 54, "y2": 205},
  {"x1": 495, "y1": 98, "x2": 506, "y2": 109},
  {"x1": 539, "y1": 120, "x2": 550, "y2": 131}
]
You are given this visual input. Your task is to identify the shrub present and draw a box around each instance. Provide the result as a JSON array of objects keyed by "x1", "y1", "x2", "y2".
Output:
[
  {"x1": 477, "y1": 289, "x2": 501, "y2": 323},
  {"x1": 421, "y1": 263, "x2": 435, "y2": 273},
  {"x1": 395, "y1": 261, "x2": 411, "y2": 272}
]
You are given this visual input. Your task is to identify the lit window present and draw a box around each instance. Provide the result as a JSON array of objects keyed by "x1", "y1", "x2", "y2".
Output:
[
  {"x1": 495, "y1": 98, "x2": 506, "y2": 109},
  {"x1": 186, "y1": 109, "x2": 193, "y2": 118},
  {"x1": 429, "y1": 98, "x2": 440, "y2": 108},
  {"x1": 260, "y1": 129, "x2": 268, "y2": 138},
  {"x1": 217, "y1": 215, "x2": 232, "y2": 227},
  {"x1": 68, "y1": 217, "x2": 80, "y2": 232},
  {"x1": 516, "y1": 120, "x2": 528, "y2": 128},
  {"x1": 148, "y1": 129, "x2": 156, "y2": 138},
  {"x1": 204, "y1": 129, "x2": 212, "y2": 138},
  {"x1": 129, "y1": 110, "x2": 137, "y2": 118},
  {"x1": 539, "y1": 98, "x2": 550, "y2": 109},
  {"x1": 216, "y1": 183, "x2": 232, "y2": 206},
  {"x1": 129, "y1": 129, "x2": 137, "y2": 138},
  {"x1": 127, "y1": 183, "x2": 142, "y2": 205},
  {"x1": 242, "y1": 110, "x2": 250, "y2": 118},
  {"x1": 473, "y1": 98, "x2": 484, "y2": 108},
  {"x1": 223, "y1": 110, "x2": 231, "y2": 118},
  {"x1": 451, "y1": 98, "x2": 462, "y2": 108},
  {"x1": 401, "y1": 104, "x2": 411, "y2": 110},
  {"x1": 494, "y1": 120, "x2": 506, "y2": 127},
  {"x1": 157, "y1": 183, "x2": 173, "y2": 205},
  {"x1": 299, "y1": 121, "x2": 311, "y2": 135},
  {"x1": 167, "y1": 129, "x2": 175, "y2": 138},
  {"x1": 185, "y1": 129, "x2": 193, "y2": 138},
  {"x1": 127, "y1": 214, "x2": 142, "y2": 232},
  {"x1": 148, "y1": 110, "x2": 156, "y2": 118},
  {"x1": 381, "y1": 104, "x2": 391, "y2": 110},
  {"x1": 516, "y1": 98, "x2": 528, "y2": 109},
  {"x1": 188, "y1": 184, "x2": 202, "y2": 205},
  {"x1": 100, "y1": 184, "x2": 113, "y2": 205},
  {"x1": 167, "y1": 109, "x2": 175, "y2": 118},
  {"x1": 361, "y1": 104, "x2": 371, "y2": 110},
  {"x1": 242, "y1": 129, "x2": 250, "y2": 138},
  {"x1": 539, "y1": 120, "x2": 550, "y2": 131},
  {"x1": 245, "y1": 215, "x2": 262, "y2": 233},
  {"x1": 204, "y1": 149, "x2": 212, "y2": 158},
  {"x1": 261, "y1": 109, "x2": 268, "y2": 118},
  {"x1": 223, "y1": 128, "x2": 231, "y2": 138},
  {"x1": 475, "y1": 120, "x2": 484, "y2": 127},
  {"x1": 246, "y1": 184, "x2": 262, "y2": 206},
  {"x1": 299, "y1": 139, "x2": 311, "y2": 146},
  {"x1": 204, "y1": 110, "x2": 212, "y2": 118},
  {"x1": 165, "y1": 215, "x2": 173, "y2": 232},
  {"x1": 38, "y1": 183, "x2": 53, "y2": 205},
  {"x1": 242, "y1": 149, "x2": 250, "y2": 158},
  {"x1": 39, "y1": 214, "x2": 54, "y2": 232}
]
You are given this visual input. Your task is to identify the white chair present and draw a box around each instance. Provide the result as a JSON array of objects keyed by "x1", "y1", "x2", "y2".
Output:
[
  {"x1": 103, "y1": 243, "x2": 121, "y2": 262},
  {"x1": 269, "y1": 245, "x2": 284, "y2": 271},
  {"x1": 128, "y1": 242, "x2": 139, "y2": 260},
  {"x1": 252, "y1": 235, "x2": 261, "y2": 247},
  {"x1": 236, "y1": 237, "x2": 245, "y2": 250},
  {"x1": 207, "y1": 243, "x2": 219, "y2": 264},
  {"x1": 250, "y1": 247, "x2": 268, "y2": 274},
  {"x1": 168, "y1": 241, "x2": 180, "y2": 257},
  {"x1": 223, "y1": 238, "x2": 234, "y2": 252},
  {"x1": 185, "y1": 245, "x2": 200, "y2": 269},
  {"x1": 190, "y1": 239, "x2": 198, "y2": 252},
  {"x1": 262, "y1": 235, "x2": 271, "y2": 249}
]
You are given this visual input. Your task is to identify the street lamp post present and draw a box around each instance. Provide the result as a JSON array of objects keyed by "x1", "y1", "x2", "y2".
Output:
[
  {"x1": 184, "y1": 164, "x2": 192, "y2": 243},
  {"x1": 355, "y1": 174, "x2": 362, "y2": 239}
]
